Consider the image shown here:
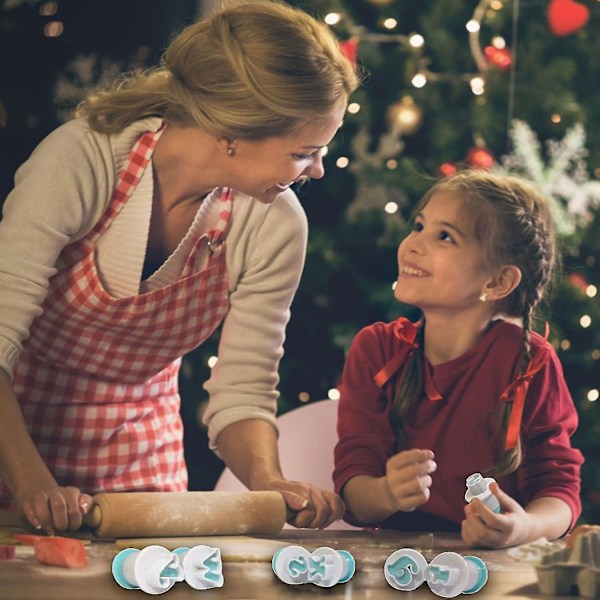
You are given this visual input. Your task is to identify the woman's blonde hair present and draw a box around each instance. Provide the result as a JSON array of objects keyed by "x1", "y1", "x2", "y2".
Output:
[
  {"x1": 391, "y1": 170, "x2": 557, "y2": 479},
  {"x1": 76, "y1": 0, "x2": 359, "y2": 138}
]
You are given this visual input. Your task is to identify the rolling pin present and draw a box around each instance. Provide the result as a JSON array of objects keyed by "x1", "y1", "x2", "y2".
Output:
[{"x1": 82, "y1": 491, "x2": 286, "y2": 538}]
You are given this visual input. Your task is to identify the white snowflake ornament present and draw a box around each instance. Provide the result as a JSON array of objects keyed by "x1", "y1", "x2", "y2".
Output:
[{"x1": 493, "y1": 120, "x2": 600, "y2": 235}]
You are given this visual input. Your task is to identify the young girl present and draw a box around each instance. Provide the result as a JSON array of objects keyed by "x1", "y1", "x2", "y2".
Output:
[{"x1": 333, "y1": 171, "x2": 583, "y2": 548}]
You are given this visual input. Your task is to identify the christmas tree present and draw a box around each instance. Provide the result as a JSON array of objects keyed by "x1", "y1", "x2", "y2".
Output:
[
  {"x1": 181, "y1": 0, "x2": 600, "y2": 521},
  {"x1": 0, "y1": 0, "x2": 598, "y2": 523},
  {"x1": 275, "y1": 0, "x2": 600, "y2": 523}
]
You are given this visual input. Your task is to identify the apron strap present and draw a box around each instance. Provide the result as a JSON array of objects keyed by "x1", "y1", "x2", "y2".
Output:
[{"x1": 87, "y1": 124, "x2": 166, "y2": 243}]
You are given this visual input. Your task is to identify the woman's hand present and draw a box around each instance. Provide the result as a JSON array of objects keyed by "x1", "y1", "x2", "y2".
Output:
[
  {"x1": 461, "y1": 482, "x2": 534, "y2": 548},
  {"x1": 16, "y1": 482, "x2": 93, "y2": 535},
  {"x1": 385, "y1": 448, "x2": 436, "y2": 512},
  {"x1": 255, "y1": 476, "x2": 345, "y2": 529}
]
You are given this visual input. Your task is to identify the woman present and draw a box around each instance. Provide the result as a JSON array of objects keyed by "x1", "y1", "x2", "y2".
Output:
[{"x1": 0, "y1": 0, "x2": 359, "y2": 534}]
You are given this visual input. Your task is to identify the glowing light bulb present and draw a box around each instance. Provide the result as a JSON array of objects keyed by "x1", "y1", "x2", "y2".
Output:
[
  {"x1": 383, "y1": 18, "x2": 397, "y2": 29},
  {"x1": 409, "y1": 34, "x2": 425, "y2": 48},
  {"x1": 39, "y1": 2, "x2": 58, "y2": 16},
  {"x1": 208, "y1": 356, "x2": 218, "y2": 368},
  {"x1": 44, "y1": 21, "x2": 63, "y2": 37},
  {"x1": 587, "y1": 389, "x2": 599, "y2": 402},
  {"x1": 336, "y1": 156, "x2": 349, "y2": 168},
  {"x1": 411, "y1": 73, "x2": 427, "y2": 88},
  {"x1": 347, "y1": 102, "x2": 361, "y2": 114},
  {"x1": 470, "y1": 77, "x2": 485, "y2": 95},
  {"x1": 328, "y1": 388, "x2": 341, "y2": 400},
  {"x1": 466, "y1": 20, "x2": 480, "y2": 33},
  {"x1": 384, "y1": 202, "x2": 399, "y2": 214},
  {"x1": 585, "y1": 284, "x2": 597, "y2": 298},
  {"x1": 298, "y1": 392, "x2": 310, "y2": 402},
  {"x1": 325, "y1": 12, "x2": 341, "y2": 25},
  {"x1": 580, "y1": 315, "x2": 592, "y2": 328}
]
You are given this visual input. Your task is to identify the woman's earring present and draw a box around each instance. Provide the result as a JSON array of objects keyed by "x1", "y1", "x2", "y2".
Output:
[
  {"x1": 479, "y1": 292, "x2": 488, "y2": 303},
  {"x1": 227, "y1": 142, "x2": 236, "y2": 157}
]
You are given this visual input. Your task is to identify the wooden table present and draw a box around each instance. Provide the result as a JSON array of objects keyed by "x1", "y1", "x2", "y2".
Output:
[{"x1": 0, "y1": 528, "x2": 576, "y2": 599}]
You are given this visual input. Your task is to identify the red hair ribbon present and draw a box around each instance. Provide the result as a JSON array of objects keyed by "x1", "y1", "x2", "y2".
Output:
[
  {"x1": 501, "y1": 322, "x2": 551, "y2": 450},
  {"x1": 373, "y1": 318, "x2": 420, "y2": 388},
  {"x1": 339, "y1": 38, "x2": 358, "y2": 66}
]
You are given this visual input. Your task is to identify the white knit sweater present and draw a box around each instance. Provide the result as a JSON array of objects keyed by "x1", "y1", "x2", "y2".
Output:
[{"x1": 0, "y1": 117, "x2": 308, "y2": 450}]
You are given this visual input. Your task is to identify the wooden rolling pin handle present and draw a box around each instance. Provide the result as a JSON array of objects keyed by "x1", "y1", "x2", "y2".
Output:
[{"x1": 82, "y1": 503, "x2": 102, "y2": 528}]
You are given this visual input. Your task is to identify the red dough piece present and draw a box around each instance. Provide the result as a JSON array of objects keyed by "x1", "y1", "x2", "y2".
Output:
[
  {"x1": 33, "y1": 537, "x2": 88, "y2": 568},
  {"x1": 12, "y1": 533, "x2": 47, "y2": 545}
]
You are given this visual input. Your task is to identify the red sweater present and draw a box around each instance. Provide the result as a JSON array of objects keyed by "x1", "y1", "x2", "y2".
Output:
[{"x1": 333, "y1": 318, "x2": 583, "y2": 531}]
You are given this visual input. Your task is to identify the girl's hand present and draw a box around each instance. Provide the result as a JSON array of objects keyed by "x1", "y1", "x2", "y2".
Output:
[
  {"x1": 17, "y1": 484, "x2": 93, "y2": 535},
  {"x1": 255, "y1": 477, "x2": 345, "y2": 529},
  {"x1": 385, "y1": 448, "x2": 436, "y2": 512},
  {"x1": 461, "y1": 482, "x2": 533, "y2": 548}
]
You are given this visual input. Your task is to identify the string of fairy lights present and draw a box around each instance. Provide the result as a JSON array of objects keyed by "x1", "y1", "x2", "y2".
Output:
[
  {"x1": 324, "y1": 0, "x2": 521, "y2": 178},
  {"x1": 271, "y1": 0, "x2": 597, "y2": 406}
]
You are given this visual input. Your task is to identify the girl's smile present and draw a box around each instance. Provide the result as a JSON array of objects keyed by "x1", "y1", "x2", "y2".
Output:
[{"x1": 399, "y1": 262, "x2": 430, "y2": 277}]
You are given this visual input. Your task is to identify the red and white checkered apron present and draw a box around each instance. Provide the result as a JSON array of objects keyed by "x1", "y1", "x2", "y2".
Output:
[{"x1": 0, "y1": 127, "x2": 233, "y2": 509}]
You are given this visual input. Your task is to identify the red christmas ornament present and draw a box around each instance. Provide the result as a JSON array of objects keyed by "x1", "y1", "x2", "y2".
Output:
[
  {"x1": 439, "y1": 162, "x2": 458, "y2": 177},
  {"x1": 466, "y1": 147, "x2": 495, "y2": 169},
  {"x1": 484, "y1": 45, "x2": 512, "y2": 71},
  {"x1": 547, "y1": 0, "x2": 590, "y2": 37},
  {"x1": 339, "y1": 38, "x2": 358, "y2": 65},
  {"x1": 568, "y1": 272, "x2": 589, "y2": 293}
]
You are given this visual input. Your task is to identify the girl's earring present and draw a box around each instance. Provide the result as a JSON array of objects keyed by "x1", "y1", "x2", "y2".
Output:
[{"x1": 479, "y1": 292, "x2": 488, "y2": 303}]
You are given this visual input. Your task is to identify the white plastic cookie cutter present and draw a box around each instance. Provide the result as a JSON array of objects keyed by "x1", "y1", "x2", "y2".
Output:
[
  {"x1": 112, "y1": 545, "x2": 184, "y2": 594},
  {"x1": 173, "y1": 545, "x2": 224, "y2": 590},
  {"x1": 465, "y1": 472, "x2": 501, "y2": 513},
  {"x1": 384, "y1": 548, "x2": 429, "y2": 591},
  {"x1": 272, "y1": 545, "x2": 355, "y2": 587},
  {"x1": 112, "y1": 544, "x2": 223, "y2": 594},
  {"x1": 426, "y1": 552, "x2": 488, "y2": 598}
]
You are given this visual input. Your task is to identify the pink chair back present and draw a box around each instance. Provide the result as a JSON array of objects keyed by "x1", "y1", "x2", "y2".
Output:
[{"x1": 214, "y1": 399, "x2": 359, "y2": 530}]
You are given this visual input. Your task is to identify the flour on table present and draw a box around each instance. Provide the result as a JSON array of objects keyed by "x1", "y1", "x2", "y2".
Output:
[{"x1": 115, "y1": 536, "x2": 287, "y2": 562}]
